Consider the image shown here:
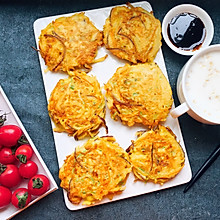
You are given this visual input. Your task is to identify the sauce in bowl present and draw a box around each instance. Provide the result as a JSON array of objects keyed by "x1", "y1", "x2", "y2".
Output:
[{"x1": 167, "y1": 12, "x2": 206, "y2": 51}]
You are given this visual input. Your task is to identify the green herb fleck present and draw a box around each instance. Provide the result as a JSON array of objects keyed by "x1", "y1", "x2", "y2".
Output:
[
  {"x1": 138, "y1": 167, "x2": 145, "y2": 172},
  {"x1": 89, "y1": 176, "x2": 95, "y2": 183},
  {"x1": 118, "y1": 179, "x2": 124, "y2": 186},
  {"x1": 77, "y1": 153, "x2": 82, "y2": 158},
  {"x1": 70, "y1": 85, "x2": 75, "y2": 90}
]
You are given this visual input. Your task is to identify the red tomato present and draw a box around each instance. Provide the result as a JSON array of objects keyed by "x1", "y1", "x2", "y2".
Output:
[
  {"x1": 11, "y1": 188, "x2": 31, "y2": 209},
  {"x1": 0, "y1": 147, "x2": 16, "y2": 164},
  {"x1": 19, "y1": 160, "x2": 38, "y2": 179},
  {"x1": 0, "y1": 164, "x2": 21, "y2": 188},
  {"x1": 0, "y1": 125, "x2": 23, "y2": 147},
  {"x1": 15, "y1": 144, "x2": 33, "y2": 164},
  {"x1": 0, "y1": 186, "x2": 12, "y2": 208},
  {"x1": 28, "y1": 174, "x2": 50, "y2": 196}
]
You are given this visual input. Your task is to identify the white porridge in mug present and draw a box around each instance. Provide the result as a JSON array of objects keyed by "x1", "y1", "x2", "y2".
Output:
[{"x1": 185, "y1": 51, "x2": 220, "y2": 122}]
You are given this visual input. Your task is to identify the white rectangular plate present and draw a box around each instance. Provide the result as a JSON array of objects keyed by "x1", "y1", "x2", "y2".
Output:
[
  {"x1": 33, "y1": 1, "x2": 192, "y2": 211},
  {"x1": 0, "y1": 86, "x2": 58, "y2": 220}
]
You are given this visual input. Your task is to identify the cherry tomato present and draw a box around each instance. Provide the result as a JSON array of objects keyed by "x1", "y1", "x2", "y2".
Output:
[
  {"x1": 15, "y1": 144, "x2": 33, "y2": 164},
  {"x1": 19, "y1": 160, "x2": 38, "y2": 179},
  {"x1": 0, "y1": 186, "x2": 12, "y2": 208},
  {"x1": 0, "y1": 164, "x2": 21, "y2": 188},
  {"x1": 0, "y1": 125, "x2": 23, "y2": 147},
  {"x1": 11, "y1": 188, "x2": 31, "y2": 209},
  {"x1": 28, "y1": 174, "x2": 50, "y2": 196},
  {"x1": 0, "y1": 147, "x2": 16, "y2": 164}
]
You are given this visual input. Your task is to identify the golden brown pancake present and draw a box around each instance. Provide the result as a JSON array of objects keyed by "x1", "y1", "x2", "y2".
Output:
[
  {"x1": 59, "y1": 136, "x2": 132, "y2": 205},
  {"x1": 104, "y1": 62, "x2": 173, "y2": 127},
  {"x1": 127, "y1": 126, "x2": 185, "y2": 185},
  {"x1": 39, "y1": 12, "x2": 103, "y2": 73},
  {"x1": 103, "y1": 3, "x2": 162, "y2": 63},
  {"x1": 48, "y1": 70, "x2": 106, "y2": 140}
]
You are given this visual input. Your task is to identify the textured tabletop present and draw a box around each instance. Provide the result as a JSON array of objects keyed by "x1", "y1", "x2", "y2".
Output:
[{"x1": 0, "y1": 0, "x2": 219, "y2": 219}]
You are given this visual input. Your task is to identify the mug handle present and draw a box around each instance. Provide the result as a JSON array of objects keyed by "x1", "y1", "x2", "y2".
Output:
[{"x1": 170, "y1": 102, "x2": 190, "y2": 118}]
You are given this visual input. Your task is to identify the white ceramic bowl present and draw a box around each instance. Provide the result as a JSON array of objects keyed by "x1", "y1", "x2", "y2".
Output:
[
  {"x1": 162, "y1": 4, "x2": 214, "y2": 56},
  {"x1": 171, "y1": 44, "x2": 220, "y2": 124}
]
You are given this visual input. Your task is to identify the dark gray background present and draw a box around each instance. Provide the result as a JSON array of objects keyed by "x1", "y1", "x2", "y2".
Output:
[{"x1": 0, "y1": 0, "x2": 219, "y2": 219}]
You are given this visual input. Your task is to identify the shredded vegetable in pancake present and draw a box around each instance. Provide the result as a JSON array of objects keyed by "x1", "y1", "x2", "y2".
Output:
[
  {"x1": 127, "y1": 126, "x2": 185, "y2": 185},
  {"x1": 104, "y1": 62, "x2": 173, "y2": 127},
  {"x1": 39, "y1": 12, "x2": 104, "y2": 73},
  {"x1": 48, "y1": 70, "x2": 106, "y2": 140},
  {"x1": 59, "y1": 136, "x2": 132, "y2": 205},
  {"x1": 103, "y1": 3, "x2": 162, "y2": 63}
]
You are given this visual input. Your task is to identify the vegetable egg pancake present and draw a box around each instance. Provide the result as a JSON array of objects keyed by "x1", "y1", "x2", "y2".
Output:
[
  {"x1": 104, "y1": 62, "x2": 173, "y2": 127},
  {"x1": 103, "y1": 3, "x2": 162, "y2": 63},
  {"x1": 127, "y1": 126, "x2": 185, "y2": 185},
  {"x1": 59, "y1": 136, "x2": 132, "y2": 205},
  {"x1": 39, "y1": 12, "x2": 103, "y2": 73},
  {"x1": 48, "y1": 70, "x2": 106, "y2": 140}
]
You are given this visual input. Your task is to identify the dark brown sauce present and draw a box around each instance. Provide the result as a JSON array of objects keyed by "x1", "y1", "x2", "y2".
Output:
[{"x1": 167, "y1": 12, "x2": 206, "y2": 51}]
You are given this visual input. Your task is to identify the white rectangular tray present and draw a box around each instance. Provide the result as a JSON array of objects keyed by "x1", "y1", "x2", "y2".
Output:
[
  {"x1": 33, "y1": 1, "x2": 192, "y2": 211},
  {"x1": 0, "y1": 86, "x2": 58, "y2": 219}
]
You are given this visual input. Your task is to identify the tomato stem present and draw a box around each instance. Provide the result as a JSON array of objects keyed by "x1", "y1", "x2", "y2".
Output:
[
  {"x1": 11, "y1": 146, "x2": 17, "y2": 155},
  {"x1": 0, "y1": 163, "x2": 7, "y2": 174},
  {"x1": 0, "y1": 112, "x2": 7, "y2": 126},
  {"x1": 16, "y1": 154, "x2": 27, "y2": 164},
  {"x1": 32, "y1": 178, "x2": 43, "y2": 189},
  {"x1": 18, "y1": 135, "x2": 29, "y2": 145},
  {"x1": 16, "y1": 191, "x2": 29, "y2": 209}
]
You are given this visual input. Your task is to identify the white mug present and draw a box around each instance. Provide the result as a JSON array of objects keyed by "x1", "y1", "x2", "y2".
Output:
[{"x1": 171, "y1": 44, "x2": 220, "y2": 125}]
